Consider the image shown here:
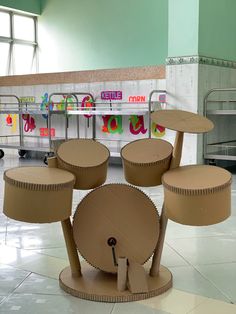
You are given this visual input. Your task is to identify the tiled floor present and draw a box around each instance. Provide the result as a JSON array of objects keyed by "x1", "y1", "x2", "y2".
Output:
[{"x1": 0, "y1": 153, "x2": 236, "y2": 313}]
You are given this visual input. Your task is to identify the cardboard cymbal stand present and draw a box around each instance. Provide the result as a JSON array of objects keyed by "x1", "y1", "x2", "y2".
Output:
[{"x1": 149, "y1": 109, "x2": 215, "y2": 276}]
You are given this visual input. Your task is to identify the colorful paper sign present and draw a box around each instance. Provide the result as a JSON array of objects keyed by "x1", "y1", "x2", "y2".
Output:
[
  {"x1": 19, "y1": 96, "x2": 35, "y2": 103},
  {"x1": 101, "y1": 91, "x2": 122, "y2": 100},
  {"x1": 39, "y1": 128, "x2": 55, "y2": 137},
  {"x1": 129, "y1": 115, "x2": 147, "y2": 135},
  {"x1": 22, "y1": 114, "x2": 36, "y2": 132},
  {"x1": 102, "y1": 115, "x2": 123, "y2": 134},
  {"x1": 151, "y1": 122, "x2": 165, "y2": 137},
  {"x1": 6, "y1": 114, "x2": 12, "y2": 126},
  {"x1": 128, "y1": 96, "x2": 146, "y2": 103},
  {"x1": 158, "y1": 94, "x2": 166, "y2": 103},
  {"x1": 81, "y1": 95, "x2": 93, "y2": 118},
  {"x1": 40, "y1": 93, "x2": 54, "y2": 119}
]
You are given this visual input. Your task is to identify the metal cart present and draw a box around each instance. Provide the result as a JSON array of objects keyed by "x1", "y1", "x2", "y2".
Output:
[
  {"x1": 0, "y1": 94, "x2": 53, "y2": 159},
  {"x1": 48, "y1": 90, "x2": 166, "y2": 157},
  {"x1": 203, "y1": 87, "x2": 236, "y2": 163}
]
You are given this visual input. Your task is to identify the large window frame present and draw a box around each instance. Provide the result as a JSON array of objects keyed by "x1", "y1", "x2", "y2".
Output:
[{"x1": 0, "y1": 9, "x2": 38, "y2": 76}]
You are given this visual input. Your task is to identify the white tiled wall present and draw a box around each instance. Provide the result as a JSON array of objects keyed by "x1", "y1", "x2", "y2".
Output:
[{"x1": 166, "y1": 63, "x2": 199, "y2": 165}]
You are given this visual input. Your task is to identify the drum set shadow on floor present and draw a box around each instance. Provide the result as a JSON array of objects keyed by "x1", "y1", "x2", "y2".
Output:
[{"x1": 3, "y1": 110, "x2": 232, "y2": 302}]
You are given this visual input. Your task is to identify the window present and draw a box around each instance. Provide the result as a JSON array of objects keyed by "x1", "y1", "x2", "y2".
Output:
[{"x1": 0, "y1": 9, "x2": 38, "y2": 76}]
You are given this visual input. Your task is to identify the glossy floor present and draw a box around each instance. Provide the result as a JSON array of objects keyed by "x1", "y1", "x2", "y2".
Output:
[{"x1": 0, "y1": 153, "x2": 236, "y2": 313}]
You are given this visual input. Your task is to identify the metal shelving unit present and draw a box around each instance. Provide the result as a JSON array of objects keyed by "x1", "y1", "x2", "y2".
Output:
[
  {"x1": 0, "y1": 90, "x2": 166, "y2": 160},
  {"x1": 203, "y1": 88, "x2": 236, "y2": 162}
]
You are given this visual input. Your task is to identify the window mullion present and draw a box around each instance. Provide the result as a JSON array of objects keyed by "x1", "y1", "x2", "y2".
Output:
[{"x1": 7, "y1": 11, "x2": 14, "y2": 75}]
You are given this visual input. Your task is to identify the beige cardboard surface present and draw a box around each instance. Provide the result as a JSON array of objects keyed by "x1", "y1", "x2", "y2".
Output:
[
  {"x1": 121, "y1": 139, "x2": 173, "y2": 187},
  {"x1": 59, "y1": 263, "x2": 172, "y2": 302},
  {"x1": 56, "y1": 139, "x2": 110, "y2": 190},
  {"x1": 3, "y1": 166, "x2": 75, "y2": 223},
  {"x1": 117, "y1": 257, "x2": 128, "y2": 292},
  {"x1": 73, "y1": 184, "x2": 160, "y2": 273},
  {"x1": 127, "y1": 261, "x2": 148, "y2": 293},
  {"x1": 151, "y1": 110, "x2": 214, "y2": 133},
  {"x1": 162, "y1": 165, "x2": 232, "y2": 226}
]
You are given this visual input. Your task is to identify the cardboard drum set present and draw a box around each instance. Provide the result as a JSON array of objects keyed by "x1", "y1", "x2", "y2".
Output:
[{"x1": 3, "y1": 110, "x2": 231, "y2": 302}]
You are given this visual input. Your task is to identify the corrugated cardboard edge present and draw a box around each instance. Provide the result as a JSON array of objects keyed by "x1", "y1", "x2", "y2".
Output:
[
  {"x1": 56, "y1": 139, "x2": 110, "y2": 170},
  {"x1": 121, "y1": 139, "x2": 173, "y2": 167},
  {"x1": 162, "y1": 177, "x2": 232, "y2": 196},
  {"x1": 4, "y1": 169, "x2": 75, "y2": 191}
]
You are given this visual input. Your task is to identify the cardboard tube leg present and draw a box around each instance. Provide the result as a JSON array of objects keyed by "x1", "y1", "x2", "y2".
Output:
[
  {"x1": 117, "y1": 257, "x2": 128, "y2": 292},
  {"x1": 150, "y1": 209, "x2": 168, "y2": 277},
  {"x1": 169, "y1": 131, "x2": 184, "y2": 170},
  {"x1": 150, "y1": 131, "x2": 183, "y2": 276},
  {"x1": 61, "y1": 218, "x2": 82, "y2": 277},
  {"x1": 47, "y1": 156, "x2": 58, "y2": 168}
]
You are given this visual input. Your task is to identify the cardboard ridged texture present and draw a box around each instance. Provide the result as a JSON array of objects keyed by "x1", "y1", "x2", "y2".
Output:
[
  {"x1": 56, "y1": 139, "x2": 110, "y2": 190},
  {"x1": 3, "y1": 167, "x2": 75, "y2": 223},
  {"x1": 73, "y1": 184, "x2": 160, "y2": 273},
  {"x1": 121, "y1": 139, "x2": 173, "y2": 187},
  {"x1": 151, "y1": 110, "x2": 214, "y2": 133},
  {"x1": 59, "y1": 262, "x2": 172, "y2": 302},
  {"x1": 162, "y1": 165, "x2": 232, "y2": 226}
]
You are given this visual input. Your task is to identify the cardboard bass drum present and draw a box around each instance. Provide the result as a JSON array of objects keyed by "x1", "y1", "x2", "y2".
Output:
[{"x1": 73, "y1": 184, "x2": 160, "y2": 273}]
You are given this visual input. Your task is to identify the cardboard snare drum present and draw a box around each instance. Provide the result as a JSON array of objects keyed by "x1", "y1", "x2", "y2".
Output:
[
  {"x1": 121, "y1": 138, "x2": 173, "y2": 187},
  {"x1": 3, "y1": 166, "x2": 75, "y2": 223},
  {"x1": 162, "y1": 165, "x2": 231, "y2": 226},
  {"x1": 56, "y1": 139, "x2": 110, "y2": 190}
]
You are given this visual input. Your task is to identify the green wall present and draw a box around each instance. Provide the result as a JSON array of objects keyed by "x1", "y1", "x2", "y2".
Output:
[
  {"x1": 38, "y1": 0, "x2": 168, "y2": 72},
  {"x1": 199, "y1": 0, "x2": 236, "y2": 61},
  {"x1": 0, "y1": 0, "x2": 40, "y2": 15},
  {"x1": 168, "y1": 0, "x2": 199, "y2": 57}
]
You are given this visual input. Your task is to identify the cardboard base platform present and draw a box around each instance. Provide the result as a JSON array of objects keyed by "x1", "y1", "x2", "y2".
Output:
[{"x1": 59, "y1": 262, "x2": 172, "y2": 302}]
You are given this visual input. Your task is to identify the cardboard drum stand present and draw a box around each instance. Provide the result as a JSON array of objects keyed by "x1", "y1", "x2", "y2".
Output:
[
  {"x1": 57, "y1": 140, "x2": 171, "y2": 301},
  {"x1": 3, "y1": 119, "x2": 232, "y2": 303}
]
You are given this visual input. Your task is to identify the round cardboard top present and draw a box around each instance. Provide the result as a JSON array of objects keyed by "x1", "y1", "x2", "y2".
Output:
[
  {"x1": 151, "y1": 110, "x2": 214, "y2": 133},
  {"x1": 162, "y1": 165, "x2": 231, "y2": 195},
  {"x1": 57, "y1": 139, "x2": 110, "y2": 168},
  {"x1": 121, "y1": 138, "x2": 173, "y2": 164},
  {"x1": 73, "y1": 183, "x2": 159, "y2": 273},
  {"x1": 4, "y1": 166, "x2": 75, "y2": 191}
]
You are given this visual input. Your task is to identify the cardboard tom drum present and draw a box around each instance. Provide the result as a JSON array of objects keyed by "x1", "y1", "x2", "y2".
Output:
[
  {"x1": 121, "y1": 138, "x2": 173, "y2": 187},
  {"x1": 56, "y1": 139, "x2": 110, "y2": 190},
  {"x1": 162, "y1": 165, "x2": 231, "y2": 226},
  {"x1": 3, "y1": 166, "x2": 75, "y2": 223}
]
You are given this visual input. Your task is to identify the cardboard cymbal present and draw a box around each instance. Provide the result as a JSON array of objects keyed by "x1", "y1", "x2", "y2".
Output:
[{"x1": 151, "y1": 110, "x2": 214, "y2": 133}]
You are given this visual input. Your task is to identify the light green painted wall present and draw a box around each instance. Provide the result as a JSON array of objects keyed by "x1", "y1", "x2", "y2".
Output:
[
  {"x1": 199, "y1": 0, "x2": 236, "y2": 61},
  {"x1": 0, "y1": 0, "x2": 40, "y2": 15},
  {"x1": 38, "y1": 0, "x2": 168, "y2": 72},
  {"x1": 168, "y1": 0, "x2": 199, "y2": 57}
]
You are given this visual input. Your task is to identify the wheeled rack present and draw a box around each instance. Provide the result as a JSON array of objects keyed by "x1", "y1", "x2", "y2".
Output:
[{"x1": 204, "y1": 87, "x2": 236, "y2": 163}]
